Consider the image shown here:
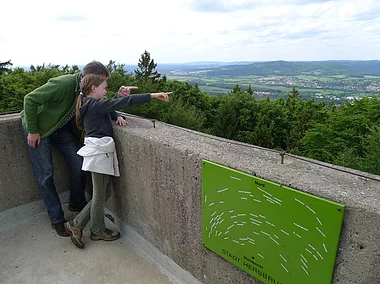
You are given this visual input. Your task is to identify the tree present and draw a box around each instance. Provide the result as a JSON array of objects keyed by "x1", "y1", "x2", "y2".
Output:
[
  {"x1": 134, "y1": 50, "x2": 161, "y2": 83},
  {"x1": 232, "y1": 84, "x2": 242, "y2": 94},
  {"x1": 0, "y1": 67, "x2": 37, "y2": 112},
  {"x1": 358, "y1": 126, "x2": 380, "y2": 175},
  {"x1": 29, "y1": 63, "x2": 73, "y2": 87},
  {"x1": 106, "y1": 60, "x2": 135, "y2": 95},
  {"x1": 0, "y1": 60, "x2": 12, "y2": 75},
  {"x1": 160, "y1": 99, "x2": 206, "y2": 131},
  {"x1": 300, "y1": 96, "x2": 380, "y2": 165},
  {"x1": 212, "y1": 90, "x2": 257, "y2": 140},
  {"x1": 247, "y1": 84, "x2": 253, "y2": 95},
  {"x1": 251, "y1": 99, "x2": 290, "y2": 149}
]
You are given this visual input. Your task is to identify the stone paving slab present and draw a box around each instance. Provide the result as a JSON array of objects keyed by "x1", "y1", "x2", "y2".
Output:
[{"x1": 0, "y1": 204, "x2": 178, "y2": 284}]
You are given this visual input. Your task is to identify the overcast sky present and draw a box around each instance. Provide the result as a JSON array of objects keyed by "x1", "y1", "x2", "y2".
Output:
[{"x1": 1, "y1": 0, "x2": 379, "y2": 67}]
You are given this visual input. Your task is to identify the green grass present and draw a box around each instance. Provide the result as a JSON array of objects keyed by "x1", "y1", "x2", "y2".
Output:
[
  {"x1": 198, "y1": 86, "x2": 230, "y2": 95},
  {"x1": 329, "y1": 75, "x2": 348, "y2": 79},
  {"x1": 364, "y1": 75, "x2": 380, "y2": 79}
]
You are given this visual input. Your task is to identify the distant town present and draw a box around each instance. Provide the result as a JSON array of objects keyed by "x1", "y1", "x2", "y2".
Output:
[{"x1": 163, "y1": 61, "x2": 380, "y2": 103}]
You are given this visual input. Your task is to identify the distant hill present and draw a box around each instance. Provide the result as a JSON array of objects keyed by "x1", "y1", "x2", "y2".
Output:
[
  {"x1": 16, "y1": 60, "x2": 380, "y2": 78},
  {"x1": 162, "y1": 60, "x2": 380, "y2": 78},
  {"x1": 124, "y1": 61, "x2": 255, "y2": 74}
]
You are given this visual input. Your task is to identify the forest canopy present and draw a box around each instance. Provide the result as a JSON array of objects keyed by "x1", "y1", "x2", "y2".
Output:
[{"x1": 1, "y1": 56, "x2": 379, "y2": 176}]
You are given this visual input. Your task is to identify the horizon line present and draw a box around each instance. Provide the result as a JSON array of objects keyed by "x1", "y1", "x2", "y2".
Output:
[{"x1": 10, "y1": 59, "x2": 380, "y2": 68}]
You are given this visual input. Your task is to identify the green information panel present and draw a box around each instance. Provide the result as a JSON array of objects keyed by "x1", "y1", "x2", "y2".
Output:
[{"x1": 202, "y1": 160, "x2": 345, "y2": 284}]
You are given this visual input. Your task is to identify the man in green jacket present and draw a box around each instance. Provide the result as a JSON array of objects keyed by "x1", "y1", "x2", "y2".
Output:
[{"x1": 21, "y1": 61, "x2": 133, "y2": 236}]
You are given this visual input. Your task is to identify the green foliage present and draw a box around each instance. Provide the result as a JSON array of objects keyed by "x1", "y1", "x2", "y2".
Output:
[
  {"x1": 124, "y1": 79, "x2": 211, "y2": 132},
  {"x1": 159, "y1": 99, "x2": 206, "y2": 131},
  {"x1": 212, "y1": 89, "x2": 257, "y2": 140},
  {"x1": 106, "y1": 60, "x2": 135, "y2": 95},
  {"x1": 247, "y1": 84, "x2": 253, "y2": 95},
  {"x1": 0, "y1": 60, "x2": 12, "y2": 75},
  {"x1": 29, "y1": 64, "x2": 74, "y2": 87},
  {"x1": 300, "y1": 96, "x2": 380, "y2": 174},
  {"x1": 134, "y1": 50, "x2": 161, "y2": 83},
  {"x1": 0, "y1": 68, "x2": 37, "y2": 112},
  {"x1": 0, "y1": 64, "x2": 82, "y2": 113},
  {"x1": 162, "y1": 80, "x2": 213, "y2": 131},
  {"x1": 358, "y1": 126, "x2": 380, "y2": 175},
  {"x1": 2, "y1": 57, "x2": 380, "y2": 176},
  {"x1": 252, "y1": 99, "x2": 290, "y2": 150},
  {"x1": 284, "y1": 88, "x2": 327, "y2": 152}
]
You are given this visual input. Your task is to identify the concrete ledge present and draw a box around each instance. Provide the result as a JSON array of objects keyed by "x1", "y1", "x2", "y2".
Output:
[
  {"x1": 108, "y1": 114, "x2": 380, "y2": 284},
  {"x1": 1, "y1": 113, "x2": 380, "y2": 284},
  {"x1": 0, "y1": 114, "x2": 70, "y2": 211}
]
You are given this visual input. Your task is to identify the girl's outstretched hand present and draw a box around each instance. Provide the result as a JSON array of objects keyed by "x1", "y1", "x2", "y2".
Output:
[
  {"x1": 151, "y1": 92, "x2": 172, "y2": 102},
  {"x1": 116, "y1": 116, "x2": 128, "y2": 126}
]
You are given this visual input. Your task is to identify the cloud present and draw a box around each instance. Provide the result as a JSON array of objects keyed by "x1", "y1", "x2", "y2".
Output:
[
  {"x1": 351, "y1": 10, "x2": 380, "y2": 22},
  {"x1": 188, "y1": 0, "x2": 333, "y2": 13},
  {"x1": 236, "y1": 20, "x2": 282, "y2": 32},
  {"x1": 281, "y1": 29, "x2": 326, "y2": 40},
  {"x1": 188, "y1": 0, "x2": 267, "y2": 13},
  {"x1": 55, "y1": 13, "x2": 87, "y2": 22},
  {"x1": 282, "y1": 0, "x2": 332, "y2": 4},
  {"x1": 2, "y1": 0, "x2": 380, "y2": 66}
]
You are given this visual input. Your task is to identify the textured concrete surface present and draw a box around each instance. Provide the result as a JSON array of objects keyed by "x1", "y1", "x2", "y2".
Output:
[
  {"x1": 109, "y1": 114, "x2": 380, "y2": 284},
  {"x1": 1, "y1": 113, "x2": 380, "y2": 284},
  {"x1": 0, "y1": 199, "x2": 180, "y2": 284},
  {"x1": 0, "y1": 114, "x2": 70, "y2": 212}
]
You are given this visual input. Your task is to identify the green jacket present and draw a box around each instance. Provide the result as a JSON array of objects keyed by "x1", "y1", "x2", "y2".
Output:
[{"x1": 21, "y1": 73, "x2": 82, "y2": 139}]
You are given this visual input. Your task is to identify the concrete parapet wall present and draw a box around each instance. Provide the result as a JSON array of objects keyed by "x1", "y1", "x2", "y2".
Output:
[
  {"x1": 1, "y1": 113, "x2": 380, "y2": 284},
  {"x1": 0, "y1": 114, "x2": 70, "y2": 211}
]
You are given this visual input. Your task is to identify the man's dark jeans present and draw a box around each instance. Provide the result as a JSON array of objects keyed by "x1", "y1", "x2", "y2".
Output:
[{"x1": 22, "y1": 123, "x2": 86, "y2": 224}]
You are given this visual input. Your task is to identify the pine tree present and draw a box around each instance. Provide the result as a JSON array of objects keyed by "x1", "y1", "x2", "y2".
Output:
[
  {"x1": 134, "y1": 50, "x2": 161, "y2": 83},
  {"x1": 0, "y1": 60, "x2": 12, "y2": 75},
  {"x1": 247, "y1": 84, "x2": 253, "y2": 95},
  {"x1": 232, "y1": 84, "x2": 242, "y2": 93}
]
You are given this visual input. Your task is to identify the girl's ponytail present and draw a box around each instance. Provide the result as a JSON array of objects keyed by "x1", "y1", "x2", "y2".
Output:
[
  {"x1": 75, "y1": 74, "x2": 105, "y2": 130},
  {"x1": 75, "y1": 92, "x2": 84, "y2": 130}
]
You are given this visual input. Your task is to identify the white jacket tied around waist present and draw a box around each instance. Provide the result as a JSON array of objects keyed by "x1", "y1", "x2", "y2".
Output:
[{"x1": 77, "y1": 137, "x2": 120, "y2": 177}]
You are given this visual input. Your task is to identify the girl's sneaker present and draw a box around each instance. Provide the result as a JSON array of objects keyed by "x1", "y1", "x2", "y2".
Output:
[
  {"x1": 64, "y1": 220, "x2": 84, "y2": 249},
  {"x1": 90, "y1": 228, "x2": 120, "y2": 241}
]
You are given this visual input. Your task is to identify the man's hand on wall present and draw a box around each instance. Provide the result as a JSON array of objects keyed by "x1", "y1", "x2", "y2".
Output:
[{"x1": 117, "y1": 86, "x2": 138, "y2": 97}]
